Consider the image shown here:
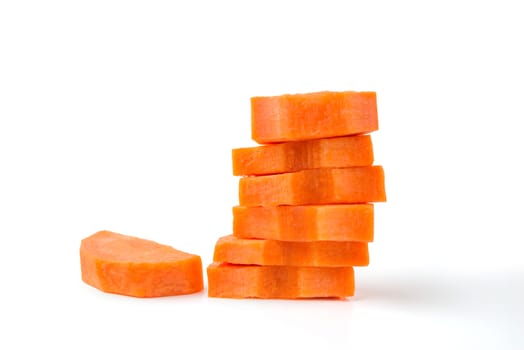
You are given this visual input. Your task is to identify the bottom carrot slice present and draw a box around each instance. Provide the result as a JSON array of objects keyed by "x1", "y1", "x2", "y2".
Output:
[
  {"x1": 213, "y1": 235, "x2": 369, "y2": 267},
  {"x1": 80, "y1": 230, "x2": 203, "y2": 298},
  {"x1": 207, "y1": 263, "x2": 354, "y2": 299}
]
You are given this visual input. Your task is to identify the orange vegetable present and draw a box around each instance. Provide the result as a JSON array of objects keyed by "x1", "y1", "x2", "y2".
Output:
[
  {"x1": 251, "y1": 91, "x2": 378, "y2": 143},
  {"x1": 207, "y1": 263, "x2": 354, "y2": 299},
  {"x1": 232, "y1": 135, "x2": 374, "y2": 176},
  {"x1": 233, "y1": 204, "x2": 374, "y2": 242},
  {"x1": 239, "y1": 166, "x2": 386, "y2": 206},
  {"x1": 213, "y1": 235, "x2": 369, "y2": 267},
  {"x1": 80, "y1": 230, "x2": 203, "y2": 298}
]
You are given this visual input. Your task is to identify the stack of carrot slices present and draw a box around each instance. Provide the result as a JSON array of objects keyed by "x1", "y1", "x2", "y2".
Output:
[{"x1": 207, "y1": 91, "x2": 386, "y2": 299}]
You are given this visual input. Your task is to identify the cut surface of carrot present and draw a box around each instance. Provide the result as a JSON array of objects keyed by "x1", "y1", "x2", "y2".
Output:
[
  {"x1": 251, "y1": 91, "x2": 378, "y2": 143},
  {"x1": 239, "y1": 166, "x2": 386, "y2": 206},
  {"x1": 234, "y1": 204, "x2": 374, "y2": 242},
  {"x1": 232, "y1": 135, "x2": 374, "y2": 176},
  {"x1": 213, "y1": 235, "x2": 369, "y2": 266},
  {"x1": 80, "y1": 230, "x2": 203, "y2": 298},
  {"x1": 207, "y1": 262, "x2": 354, "y2": 299}
]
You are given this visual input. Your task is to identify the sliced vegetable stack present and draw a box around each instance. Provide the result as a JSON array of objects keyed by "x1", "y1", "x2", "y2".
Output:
[{"x1": 207, "y1": 90, "x2": 386, "y2": 299}]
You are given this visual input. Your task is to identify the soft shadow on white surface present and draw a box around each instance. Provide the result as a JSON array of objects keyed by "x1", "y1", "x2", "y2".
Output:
[
  {"x1": 356, "y1": 268, "x2": 524, "y2": 309},
  {"x1": 351, "y1": 268, "x2": 524, "y2": 349}
]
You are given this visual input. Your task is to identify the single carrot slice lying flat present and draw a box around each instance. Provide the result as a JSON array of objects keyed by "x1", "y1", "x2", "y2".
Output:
[
  {"x1": 234, "y1": 204, "x2": 374, "y2": 242},
  {"x1": 251, "y1": 91, "x2": 378, "y2": 143},
  {"x1": 232, "y1": 135, "x2": 374, "y2": 176},
  {"x1": 80, "y1": 230, "x2": 203, "y2": 298},
  {"x1": 207, "y1": 263, "x2": 354, "y2": 299},
  {"x1": 239, "y1": 166, "x2": 386, "y2": 206},
  {"x1": 213, "y1": 235, "x2": 369, "y2": 267}
]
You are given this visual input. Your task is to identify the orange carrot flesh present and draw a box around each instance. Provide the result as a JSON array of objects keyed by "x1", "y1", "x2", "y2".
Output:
[
  {"x1": 233, "y1": 204, "x2": 374, "y2": 241},
  {"x1": 239, "y1": 166, "x2": 386, "y2": 206},
  {"x1": 80, "y1": 230, "x2": 203, "y2": 298},
  {"x1": 232, "y1": 135, "x2": 374, "y2": 176},
  {"x1": 213, "y1": 235, "x2": 369, "y2": 267},
  {"x1": 251, "y1": 91, "x2": 378, "y2": 143},
  {"x1": 207, "y1": 262, "x2": 354, "y2": 299}
]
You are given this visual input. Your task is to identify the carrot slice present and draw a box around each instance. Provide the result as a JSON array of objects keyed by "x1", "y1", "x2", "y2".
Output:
[
  {"x1": 232, "y1": 135, "x2": 374, "y2": 176},
  {"x1": 233, "y1": 204, "x2": 374, "y2": 241},
  {"x1": 239, "y1": 166, "x2": 386, "y2": 206},
  {"x1": 213, "y1": 235, "x2": 369, "y2": 267},
  {"x1": 207, "y1": 263, "x2": 354, "y2": 299},
  {"x1": 251, "y1": 91, "x2": 378, "y2": 143},
  {"x1": 80, "y1": 230, "x2": 203, "y2": 298}
]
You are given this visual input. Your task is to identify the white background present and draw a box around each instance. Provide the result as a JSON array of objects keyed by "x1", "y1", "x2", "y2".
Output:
[{"x1": 1, "y1": 1, "x2": 523, "y2": 349}]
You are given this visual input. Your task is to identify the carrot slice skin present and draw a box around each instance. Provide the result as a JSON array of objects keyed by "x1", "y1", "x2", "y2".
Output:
[
  {"x1": 80, "y1": 231, "x2": 203, "y2": 298},
  {"x1": 233, "y1": 204, "x2": 374, "y2": 242},
  {"x1": 232, "y1": 135, "x2": 374, "y2": 176},
  {"x1": 207, "y1": 263, "x2": 354, "y2": 299},
  {"x1": 251, "y1": 91, "x2": 378, "y2": 143},
  {"x1": 239, "y1": 166, "x2": 386, "y2": 206},
  {"x1": 213, "y1": 235, "x2": 369, "y2": 267}
]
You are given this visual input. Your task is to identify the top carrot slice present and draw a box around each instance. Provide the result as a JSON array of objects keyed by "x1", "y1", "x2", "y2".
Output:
[{"x1": 251, "y1": 91, "x2": 378, "y2": 143}]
